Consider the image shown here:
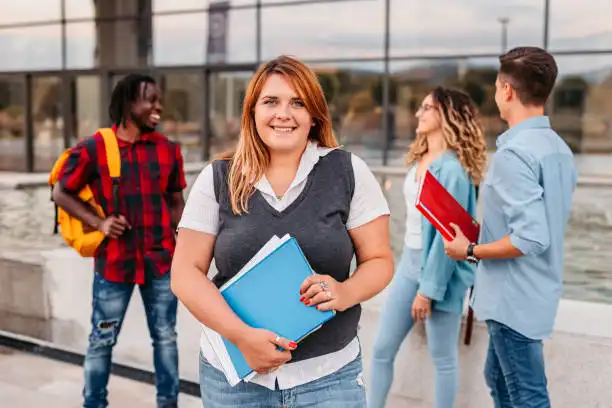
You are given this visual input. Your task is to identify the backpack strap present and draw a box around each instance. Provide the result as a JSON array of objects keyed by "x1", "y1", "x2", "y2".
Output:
[{"x1": 99, "y1": 128, "x2": 121, "y2": 216}]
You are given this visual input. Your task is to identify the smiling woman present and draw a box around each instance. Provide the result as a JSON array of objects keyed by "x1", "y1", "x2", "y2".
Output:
[{"x1": 171, "y1": 55, "x2": 394, "y2": 408}]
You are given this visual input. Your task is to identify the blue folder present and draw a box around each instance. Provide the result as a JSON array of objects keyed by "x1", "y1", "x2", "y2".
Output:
[{"x1": 219, "y1": 236, "x2": 336, "y2": 380}]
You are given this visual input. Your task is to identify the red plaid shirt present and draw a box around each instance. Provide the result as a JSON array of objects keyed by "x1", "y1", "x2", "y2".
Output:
[{"x1": 58, "y1": 126, "x2": 187, "y2": 284}]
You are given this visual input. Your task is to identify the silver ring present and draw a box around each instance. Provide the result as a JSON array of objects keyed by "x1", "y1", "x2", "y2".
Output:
[
  {"x1": 275, "y1": 335, "x2": 280, "y2": 342},
  {"x1": 319, "y1": 281, "x2": 329, "y2": 290}
]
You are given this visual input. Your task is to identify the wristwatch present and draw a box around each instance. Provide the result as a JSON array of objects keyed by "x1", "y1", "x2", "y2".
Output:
[{"x1": 466, "y1": 243, "x2": 479, "y2": 264}]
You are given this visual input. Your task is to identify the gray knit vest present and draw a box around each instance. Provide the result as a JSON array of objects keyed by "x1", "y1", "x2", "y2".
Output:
[{"x1": 212, "y1": 149, "x2": 360, "y2": 363}]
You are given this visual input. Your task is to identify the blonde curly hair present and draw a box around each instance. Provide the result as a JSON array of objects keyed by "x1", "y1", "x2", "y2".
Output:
[{"x1": 406, "y1": 86, "x2": 487, "y2": 184}]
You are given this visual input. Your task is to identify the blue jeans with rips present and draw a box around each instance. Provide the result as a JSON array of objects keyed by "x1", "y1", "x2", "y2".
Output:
[
  {"x1": 82, "y1": 272, "x2": 179, "y2": 408},
  {"x1": 484, "y1": 320, "x2": 551, "y2": 408}
]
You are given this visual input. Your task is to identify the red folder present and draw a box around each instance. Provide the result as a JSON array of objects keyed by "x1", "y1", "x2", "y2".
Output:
[{"x1": 415, "y1": 170, "x2": 480, "y2": 243}]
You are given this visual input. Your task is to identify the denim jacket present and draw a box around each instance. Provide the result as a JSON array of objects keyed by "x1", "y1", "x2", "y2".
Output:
[{"x1": 419, "y1": 151, "x2": 477, "y2": 315}]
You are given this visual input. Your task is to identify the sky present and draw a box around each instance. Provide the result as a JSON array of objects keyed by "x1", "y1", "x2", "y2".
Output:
[{"x1": 0, "y1": 0, "x2": 611, "y2": 78}]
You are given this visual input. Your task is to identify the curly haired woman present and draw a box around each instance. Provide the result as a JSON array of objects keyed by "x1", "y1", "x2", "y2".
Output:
[{"x1": 368, "y1": 87, "x2": 488, "y2": 408}]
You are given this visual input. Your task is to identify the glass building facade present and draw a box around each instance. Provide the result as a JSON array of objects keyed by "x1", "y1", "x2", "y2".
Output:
[{"x1": 0, "y1": 0, "x2": 611, "y2": 173}]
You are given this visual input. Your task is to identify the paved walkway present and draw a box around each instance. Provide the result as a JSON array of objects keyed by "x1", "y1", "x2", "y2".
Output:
[{"x1": 0, "y1": 346, "x2": 202, "y2": 408}]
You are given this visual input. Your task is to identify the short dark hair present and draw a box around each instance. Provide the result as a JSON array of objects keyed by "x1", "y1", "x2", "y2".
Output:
[
  {"x1": 498, "y1": 46, "x2": 558, "y2": 106},
  {"x1": 109, "y1": 73, "x2": 156, "y2": 127}
]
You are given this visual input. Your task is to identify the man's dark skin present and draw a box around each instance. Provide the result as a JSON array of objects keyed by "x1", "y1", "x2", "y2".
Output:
[{"x1": 53, "y1": 83, "x2": 185, "y2": 239}]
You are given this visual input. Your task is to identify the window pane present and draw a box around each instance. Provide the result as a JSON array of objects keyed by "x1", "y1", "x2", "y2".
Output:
[
  {"x1": 96, "y1": 19, "x2": 150, "y2": 68},
  {"x1": 209, "y1": 71, "x2": 252, "y2": 157},
  {"x1": 0, "y1": 75, "x2": 25, "y2": 171},
  {"x1": 549, "y1": 1, "x2": 612, "y2": 51},
  {"x1": 0, "y1": 25, "x2": 62, "y2": 71},
  {"x1": 154, "y1": 14, "x2": 207, "y2": 65},
  {"x1": 32, "y1": 76, "x2": 64, "y2": 172},
  {"x1": 154, "y1": 0, "x2": 206, "y2": 12},
  {"x1": 308, "y1": 62, "x2": 385, "y2": 164},
  {"x1": 390, "y1": 0, "x2": 544, "y2": 56},
  {"x1": 390, "y1": 58, "x2": 502, "y2": 162},
  {"x1": 153, "y1": 0, "x2": 256, "y2": 12},
  {"x1": 160, "y1": 72, "x2": 204, "y2": 163},
  {"x1": 551, "y1": 54, "x2": 612, "y2": 158},
  {"x1": 0, "y1": 0, "x2": 60, "y2": 24},
  {"x1": 66, "y1": 22, "x2": 96, "y2": 69},
  {"x1": 261, "y1": 0, "x2": 384, "y2": 60},
  {"x1": 65, "y1": 0, "x2": 94, "y2": 19},
  {"x1": 154, "y1": 7, "x2": 256, "y2": 66},
  {"x1": 74, "y1": 75, "x2": 102, "y2": 141}
]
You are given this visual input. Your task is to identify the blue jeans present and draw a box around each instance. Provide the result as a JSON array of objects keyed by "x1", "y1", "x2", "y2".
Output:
[
  {"x1": 82, "y1": 272, "x2": 179, "y2": 408},
  {"x1": 199, "y1": 353, "x2": 366, "y2": 407},
  {"x1": 368, "y1": 247, "x2": 462, "y2": 408},
  {"x1": 484, "y1": 320, "x2": 550, "y2": 408}
]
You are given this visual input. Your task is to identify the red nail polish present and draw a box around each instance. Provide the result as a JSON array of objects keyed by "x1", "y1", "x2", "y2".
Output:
[
  {"x1": 299, "y1": 296, "x2": 305, "y2": 302},
  {"x1": 288, "y1": 342, "x2": 297, "y2": 349},
  {"x1": 304, "y1": 300, "x2": 310, "y2": 306}
]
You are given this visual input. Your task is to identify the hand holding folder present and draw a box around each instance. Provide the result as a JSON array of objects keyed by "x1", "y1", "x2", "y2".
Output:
[
  {"x1": 202, "y1": 234, "x2": 336, "y2": 386},
  {"x1": 415, "y1": 170, "x2": 480, "y2": 243}
]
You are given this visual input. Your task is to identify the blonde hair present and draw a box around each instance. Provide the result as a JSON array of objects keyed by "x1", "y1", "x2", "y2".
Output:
[
  {"x1": 406, "y1": 86, "x2": 487, "y2": 184},
  {"x1": 217, "y1": 55, "x2": 339, "y2": 214}
]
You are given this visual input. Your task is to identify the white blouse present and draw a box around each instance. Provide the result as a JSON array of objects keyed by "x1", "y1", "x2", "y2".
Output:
[
  {"x1": 404, "y1": 165, "x2": 422, "y2": 249},
  {"x1": 178, "y1": 141, "x2": 390, "y2": 390}
]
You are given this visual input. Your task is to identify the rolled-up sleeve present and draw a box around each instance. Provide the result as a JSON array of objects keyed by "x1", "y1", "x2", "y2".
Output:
[
  {"x1": 58, "y1": 141, "x2": 95, "y2": 193},
  {"x1": 494, "y1": 148, "x2": 550, "y2": 256}
]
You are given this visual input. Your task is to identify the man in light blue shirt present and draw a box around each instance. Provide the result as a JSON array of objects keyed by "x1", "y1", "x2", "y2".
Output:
[{"x1": 444, "y1": 46, "x2": 577, "y2": 408}]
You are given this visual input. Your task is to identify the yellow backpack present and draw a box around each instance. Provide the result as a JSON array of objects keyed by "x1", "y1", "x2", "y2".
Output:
[{"x1": 48, "y1": 128, "x2": 121, "y2": 257}]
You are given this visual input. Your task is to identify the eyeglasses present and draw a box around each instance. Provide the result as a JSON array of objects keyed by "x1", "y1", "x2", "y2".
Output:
[{"x1": 417, "y1": 103, "x2": 436, "y2": 112}]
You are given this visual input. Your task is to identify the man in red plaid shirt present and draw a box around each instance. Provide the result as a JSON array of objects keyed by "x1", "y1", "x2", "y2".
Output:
[{"x1": 53, "y1": 74, "x2": 186, "y2": 408}]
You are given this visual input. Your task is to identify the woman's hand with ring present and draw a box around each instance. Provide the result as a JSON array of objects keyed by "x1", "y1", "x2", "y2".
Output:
[
  {"x1": 234, "y1": 328, "x2": 296, "y2": 374},
  {"x1": 299, "y1": 275, "x2": 353, "y2": 312},
  {"x1": 411, "y1": 292, "x2": 431, "y2": 322}
]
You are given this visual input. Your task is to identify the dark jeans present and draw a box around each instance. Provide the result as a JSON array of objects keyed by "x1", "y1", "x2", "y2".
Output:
[
  {"x1": 484, "y1": 320, "x2": 551, "y2": 408},
  {"x1": 82, "y1": 272, "x2": 179, "y2": 408}
]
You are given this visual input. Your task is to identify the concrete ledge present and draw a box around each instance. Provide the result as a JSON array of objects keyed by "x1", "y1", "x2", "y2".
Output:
[
  {"x1": 2, "y1": 163, "x2": 612, "y2": 189},
  {"x1": 1, "y1": 247, "x2": 612, "y2": 407}
]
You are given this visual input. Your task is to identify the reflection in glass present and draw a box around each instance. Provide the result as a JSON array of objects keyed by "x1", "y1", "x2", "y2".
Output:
[
  {"x1": 153, "y1": 0, "x2": 206, "y2": 13},
  {"x1": 0, "y1": 0, "x2": 60, "y2": 24},
  {"x1": 0, "y1": 25, "x2": 62, "y2": 71},
  {"x1": 209, "y1": 71, "x2": 252, "y2": 157},
  {"x1": 261, "y1": 0, "x2": 384, "y2": 60},
  {"x1": 74, "y1": 76, "x2": 101, "y2": 141},
  {"x1": 95, "y1": 19, "x2": 150, "y2": 68},
  {"x1": 549, "y1": 2, "x2": 612, "y2": 51},
  {"x1": 550, "y1": 55, "x2": 612, "y2": 156},
  {"x1": 32, "y1": 76, "x2": 63, "y2": 172},
  {"x1": 65, "y1": 0, "x2": 95, "y2": 19},
  {"x1": 66, "y1": 22, "x2": 96, "y2": 69},
  {"x1": 390, "y1": 58, "x2": 503, "y2": 160},
  {"x1": 154, "y1": 7, "x2": 256, "y2": 66},
  {"x1": 154, "y1": 14, "x2": 207, "y2": 66},
  {"x1": 310, "y1": 62, "x2": 385, "y2": 165},
  {"x1": 160, "y1": 72, "x2": 203, "y2": 163},
  {"x1": 390, "y1": 0, "x2": 544, "y2": 56},
  {"x1": 0, "y1": 76, "x2": 25, "y2": 171}
]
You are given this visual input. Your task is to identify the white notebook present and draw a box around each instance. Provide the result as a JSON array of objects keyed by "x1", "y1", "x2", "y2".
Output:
[{"x1": 201, "y1": 234, "x2": 291, "y2": 386}]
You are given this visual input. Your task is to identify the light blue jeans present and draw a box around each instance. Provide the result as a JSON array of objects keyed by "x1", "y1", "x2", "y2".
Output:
[
  {"x1": 82, "y1": 272, "x2": 179, "y2": 408},
  {"x1": 368, "y1": 247, "x2": 462, "y2": 408},
  {"x1": 199, "y1": 352, "x2": 366, "y2": 407}
]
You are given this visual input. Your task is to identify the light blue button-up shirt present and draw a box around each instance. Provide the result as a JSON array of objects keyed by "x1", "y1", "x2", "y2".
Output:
[{"x1": 472, "y1": 116, "x2": 577, "y2": 340}]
